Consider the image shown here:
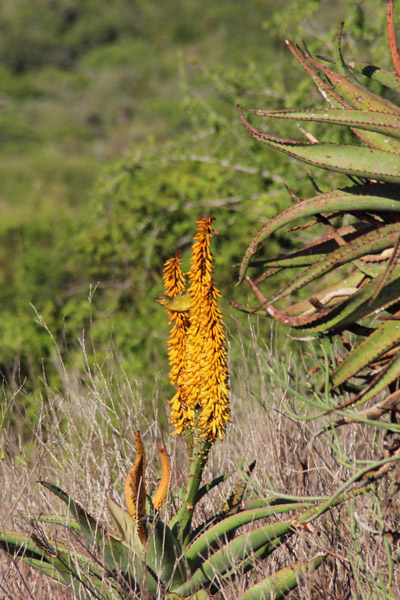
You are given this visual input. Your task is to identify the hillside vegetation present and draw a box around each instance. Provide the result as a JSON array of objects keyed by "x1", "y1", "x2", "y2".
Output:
[{"x1": 0, "y1": 0, "x2": 386, "y2": 411}]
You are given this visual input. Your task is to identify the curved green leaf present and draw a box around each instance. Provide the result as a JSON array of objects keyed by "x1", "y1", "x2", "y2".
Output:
[
  {"x1": 348, "y1": 60, "x2": 400, "y2": 92},
  {"x1": 184, "y1": 502, "x2": 313, "y2": 570},
  {"x1": 265, "y1": 267, "x2": 400, "y2": 334},
  {"x1": 1, "y1": 530, "x2": 121, "y2": 597},
  {"x1": 263, "y1": 272, "x2": 362, "y2": 318},
  {"x1": 248, "y1": 108, "x2": 400, "y2": 140},
  {"x1": 240, "y1": 554, "x2": 327, "y2": 600},
  {"x1": 261, "y1": 223, "x2": 400, "y2": 305},
  {"x1": 40, "y1": 480, "x2": 103, "y2": 547},
  {"x1": 284, "y1": 42, "x2": 400, "y2": 151},
  {"x1": 30, "y1": 532, "x2": 116, "y2": 597},
  {"x1": 23, "y1": 513, "x2": 80, "y2": 531},
  {"x1": 238, "y1": 106, "x2": 400, "y2": 183},
  {"x1": 353, "y1": 351, "x2": 400, "y2": 405},
  {"x1": 173, "y1": 496, "x2": 343, "y2": 596},
  {"x1": 243, "y1": 496, "x2": 313, "y2": 509},
  {"x1": 291, "y1": 44, "x2": 400, "y2": 115},
  {"x1": 247, "y1": 106, "x2": 400, "y2": 154},
  {"x1": 238, "y1": 184, "x2": 400, "y2": 284},
  {"x1": 172, "y1": 519, "x2": 294, "y2": 596},
  {"x1": 108, "y1": 496, "x2": 140, "y2": 548},
  {"x1": 0, "y1": 530, "x2": 50, "y2": 562},
  {"x1": 331, "y1": 319, "x2": 400, "y2": 389},
  {"x1": 146, "y1": 518, "x2": 189, "y2": 587}
]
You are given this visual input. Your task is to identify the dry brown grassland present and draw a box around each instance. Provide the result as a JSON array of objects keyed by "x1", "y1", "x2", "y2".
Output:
[{"x1": 1, "y1": 320, "x2": 399, "y2": 599}]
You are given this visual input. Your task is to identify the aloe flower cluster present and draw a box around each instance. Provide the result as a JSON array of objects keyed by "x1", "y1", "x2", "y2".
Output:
[{"x1": 162, "y1": 217, "x2": 230, "y2": 441}]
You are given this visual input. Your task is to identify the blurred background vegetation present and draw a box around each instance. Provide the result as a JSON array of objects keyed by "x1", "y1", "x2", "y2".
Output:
[{"x1": 0, "y1": 0, "x2": 391, "y2": 430}]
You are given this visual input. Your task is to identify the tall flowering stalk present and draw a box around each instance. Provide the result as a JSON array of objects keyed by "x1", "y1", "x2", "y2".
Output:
[
  {"x1": 159, "y1": 217, "x2": 230, "y2": 546},
  {"x1": 162, "y1": 218, "x2": 230, "y2": 442},
  {"x1": 185, "y1": 217, "x2": 230, "y2": 441}
]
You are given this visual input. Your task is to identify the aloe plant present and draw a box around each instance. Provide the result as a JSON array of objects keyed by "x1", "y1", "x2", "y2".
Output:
[
  {"x1": 1, "y1": 218, "x2": 369, "y2": 599},
  {"x1": 236, "y1": 0, "x2": 400, "y2": 425},
  {"x1": 2, "y1": 450, "x2": 364, "y2": 599}
]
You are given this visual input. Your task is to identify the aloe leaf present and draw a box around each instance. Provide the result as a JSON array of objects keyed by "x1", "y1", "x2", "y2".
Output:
[
  {"x1": 238, "y1": 107, "x2": 400, "y2": 183},
  {"x1": 49, "y1": 557, "x2": 118, "y2": 599},
  {"x1": 240, "y1": 554, "x2": 327, "y2": 600},
  {"x1": 348, "y1": 60, "x2": 400, "y2": 92},
  {"x1": 243, "y1": 496, "x2": 303, "y2": 509},
  {"x1": 298, "y1": 48, "x2": 400, "y2": 115},
  {"x1": 265, "y1": 246, "x2": 384, "y2": 281},
  {"x1": 31, "y1": 533, "x2": 110, "y2": 596},
  {"x1": 20, "y1": 556, "x2": 69, "y2": 585},
  {"x1": 353, "y1": 351, "x2": 400, "y2": 406},
  {"x1": 286, "y1": 41, "x2": 400, "y2": 114},
  {"x1": 312, "y1": 268, "x2": 400, "y2": 334},
  {"x1": 1, "y1": 531, "x2": 126, "y2": 596},
  {"x1": 107, "y1": 497, "x2": 148, "y2": 583},
  {"x1": 108, "y1": 498, "x2": 165, "y2": 595},
  {"x1": 176, "y1": 491, "x2": 354, "y2": 596},
  {"x1": 331, "y1": 319, "x2": 400, "y2": 389},
  {"x1": 174, "y1": 494, "x2": 336, "y2": 596},
  {"x1": 248, "y1": 108, "x2": 400, "y2": 140},
  {"x1": 285, "y1": 41, "x2": 356, "y2": 110},
  {"x1": 146, "y1": 518, "x2": 189, "y2": 587},
  {"x1": 52, "y1": 540, "x2": 137, "y2": 599},
  {"x1": 40, "y1": 480, "x2": 103, "y2": 547},
  {"x1": 184, "y1": 502, "x2": 313, "y2": 572},
  {"x1": 332, "y1": 21, "x2": 348, "y2": 78},
  {"x1": 255, "y1": 255, "x2": 317, "y2": 269},
  {"x1": 1, "y1": 529, "x2": 110, "y2": 592},
  {"x1": 107, "y1": 535, "x2": 154, "y2": 598},
  {"x1": 262, "y1": 224, "x2": 399, "y2": 305},
  {"x1": 39, "y1": 486, "x2": 144, "y2": 594},
  {"x1": 282, "y1": 43, "x2": 400, "y2": 151},
  {"x1": 167, "y1": 591, "x2": 211, "y2": 600},
  {"x1": 172, "y1": 520, "x2": 294, "y2": 596},
  {"x1": 264, "y1": 266, "x2": 400, "y2": 334},
  {"x1": 253, "y1": 224, "x2": 387, "y2": 270},
  {"x1": 108, "y1": 496, "x2": 141, "y2": 548},
  {"x1": 271, "y1": 272, "x2": 363, "y2": 318},
  {"x1": 24, "y1": 513, "x2": 80, "y2": 531},
  {"x1": 248, "y1": 106, "x2": 400, "y2": 154},
  {"x1": 238, "y1": 184, "x2": 400, "y2": 284},
  {"x1": 0, "y1": 529, "x2": 50, "y2": 562}
]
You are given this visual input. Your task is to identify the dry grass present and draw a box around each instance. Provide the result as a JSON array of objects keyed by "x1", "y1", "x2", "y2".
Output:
[{"x1": 1, "y1": 318, "x2": 399, "y2": 599}]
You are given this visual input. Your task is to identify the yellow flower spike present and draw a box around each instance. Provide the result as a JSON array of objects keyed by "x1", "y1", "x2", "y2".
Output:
[
  {"x1": 152, "y1": 445, "x2": 172, "y2": 511},
  {"x1": 162, "y1": 250, "x2": 186, "y2": 298},
  {"x1": 159, "y1": 252, "x2": 190, "y2": 385},
  {"x1": 156, "y1": 250, "x2": 192, "y2": 433},
  {"x1": 184, "y1": 218, "x2": 230, "y2": 441},
  {"x1": 157, "y1": 219, "x2": 230, "y2": 442},
  {"x1": 124, "y1": 430, "x2": 147, "y2": 543}
]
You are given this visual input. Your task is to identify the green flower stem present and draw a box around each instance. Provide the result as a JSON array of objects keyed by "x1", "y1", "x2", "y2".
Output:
[{"x1": 176, "y1": 432, "x2": 212, "y2": 549}]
